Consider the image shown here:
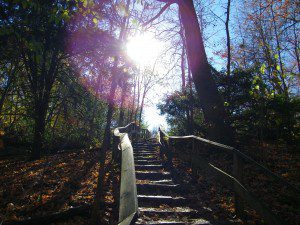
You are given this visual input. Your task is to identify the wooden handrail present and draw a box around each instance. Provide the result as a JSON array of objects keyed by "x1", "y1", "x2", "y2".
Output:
[
  {"x1": 114, "y1": 123, "x2": 138, "y2": 225},
  {"x1": 158, "y1": 127, "x2": 297, "y2": 225},
  {"x1": 160, "y1": 129, "x2": 299, "y2": 193}
]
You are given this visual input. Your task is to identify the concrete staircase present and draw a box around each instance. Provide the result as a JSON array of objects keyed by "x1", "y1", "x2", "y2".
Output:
[{"x1": 132, "y1": 141, "x2": 237, "y2": 225}]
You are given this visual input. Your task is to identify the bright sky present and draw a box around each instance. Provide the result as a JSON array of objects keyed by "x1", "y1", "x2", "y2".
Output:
[
  {"x1": 126, "y1": 31, "x2": 173, "y2": 131},
  {"x1": 127, "y1": 33, "x2": 164, "y2": 68},
  {"x1": 126, "y1": 0, "x2": 232, "y2": 132}
]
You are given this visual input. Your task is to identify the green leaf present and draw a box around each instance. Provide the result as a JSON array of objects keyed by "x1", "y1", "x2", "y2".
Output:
[
  {"x1": 274, "y1": 54, "x2": 279, "y2": 59},
  {"x1": 93, "y1": 18, "x2": 98, "y2": 25},
  {"x1": 252, "y1": 75, "x2": 260, "y2": 84},
  {"x1": 260, "y1": 63, "x2": 266, "y2": 74},
  {"x1": 62, "y1": 10, "x2": 69, "y2": 19},
  {"x1": 83, "y1": 0, "x2": 87, "y2": 7},
  {"x1": 224, "y1": 101, "x2": 229, "y2": 107},
  {"x1": 276, "y1": 65, "x2": 280, "y2": 71},
  {"x1": 255, "y1": 85, "x2": 260, "y2": 90}
]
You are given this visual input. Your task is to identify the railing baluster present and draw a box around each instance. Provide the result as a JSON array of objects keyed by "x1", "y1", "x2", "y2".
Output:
[{"x1": 191, "y1": 138, "x2": 197, "y2": 180}]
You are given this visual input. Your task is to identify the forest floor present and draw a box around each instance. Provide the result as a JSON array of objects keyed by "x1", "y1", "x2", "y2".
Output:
[
  {"x1": 0, "y1": 148, "x2": 116, "y2": 225},
  {"x1": 0, "y1": 140, "x2": 299, "y2": 225}
]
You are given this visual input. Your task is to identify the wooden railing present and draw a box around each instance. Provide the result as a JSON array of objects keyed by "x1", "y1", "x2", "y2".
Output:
[
  {"x1": 139, "y1": 128, "x2": 151, "y2": 140},
  {"x1": 113, "y1": 123, "x2": 138, "y2": 225},
  {"x1": 128, "y1": 126, "x2": 151, "y2": 141},
  {"x1": 158, "y1": 127, "x2": 299, "y2": 225}
]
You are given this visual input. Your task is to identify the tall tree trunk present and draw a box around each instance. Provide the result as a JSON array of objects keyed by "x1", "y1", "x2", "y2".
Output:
[
  {"x1": 32, "y1": 99, "x2": 48, "y2": 160},
  {"x1": 138, "y1": 88, "x2": 147, "y2": 125},
  {"x1": 179, "y1": 22, "x2": 186, "y2": 91},
  {"x1": 129, "y1": 74, "x2": 137, "y2": 122},
  {"x1": 225, "y1": 0, "x2": 231, "y2": 76},
  {"x1": 256, "y1": 2, "x2": 282, "y2": 94},
  {"x1": 178, "y1": 0, "x2": 234, "y2": 144},
  {"x1": 293, "y1": 22, "x2": 300, "y2": 74},
  {"x1": 118, "y1": 82, "x2": 127, "y2": 126},
  {"x1": 0, "y1": 73, "x2": 15, "y2": 116},
  {"x1": 91, "y1": 78, "x2": 118, "y2": 225},
  {"x1": 135, "y1": 71, "x2": 141, "y2": 122},
  {"x1": 91, "y1": 0, "x2": 131, "y2": 223},
  {"x1": 181, "y1": 45, "x2": 186, "y2": 91},
  {"x1": 187, "y1": 68, "x2": 194, "y2": 134},
  {"x1": 179, "y1": 14, "x2": 192, "y2": 134},
  {"x1": 270, "y1": 4, "x2": 288, "y2": 98},
  {"x1": 180, "y1": 41, "x2": 191, "y2": 133}
]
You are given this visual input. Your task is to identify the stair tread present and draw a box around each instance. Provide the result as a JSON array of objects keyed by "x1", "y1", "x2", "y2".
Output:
[
  {"x1": 135, "y1": 160, "x2": 162, "y2": 164},
  {"x1": 137, "y1": 183, "x2": 179, "y2": 188},
  {"x1": 139, "y1": 206, "x2": 198, "y2": 213},
  {"x1": 133, "y1": 142, "x2": 235, "y2": 225},
  {"x1": 135, "y1": 164, "x2": 163, "y2": 166},
  {"x1": 137, "y1": 179, "x2": 174, "y2": 185},
  {"x1": 138, "y1": 195, "x2": 185, "y2": 199},
  {"x1": 136, "y1": 171, "x2": 169, "y2": 174},
  {"x1": 135, "y1": 218, "x2": 211, "y2": 225}
]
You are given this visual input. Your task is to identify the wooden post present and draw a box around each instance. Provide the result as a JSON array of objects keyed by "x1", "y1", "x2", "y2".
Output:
[
  {"x1": 233, "y1": 153, "x2": 245, "y2": 218},
  {"x1": 166, "y1": 138, "x2": 173, "y2": 169},
  {"x1": 191, "y1": 138, "x2": 197, "y2": 180}
]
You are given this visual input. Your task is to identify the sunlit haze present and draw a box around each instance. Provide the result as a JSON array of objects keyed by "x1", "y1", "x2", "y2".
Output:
[
  {"x1": 126, "y1": 32, "x2": 170, "y2": 131},
  {"x1": 126, "y1": 33, "x2": 164, "y2": 68}
]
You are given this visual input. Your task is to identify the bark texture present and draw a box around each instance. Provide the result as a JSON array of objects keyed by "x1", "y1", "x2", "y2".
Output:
[{"x1": 178, "y1": 0, "x2": 234, "y2": 144}]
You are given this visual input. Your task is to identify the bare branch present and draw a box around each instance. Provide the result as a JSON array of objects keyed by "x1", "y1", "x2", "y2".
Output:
[{"x1": 143, "y1": 2, "x2": 173, "y2": 27}]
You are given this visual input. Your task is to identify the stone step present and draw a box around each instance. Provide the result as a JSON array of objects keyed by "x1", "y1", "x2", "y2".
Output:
[
  {"x1": 135, "y1": 220, "x2": 187, "y2": 225},
  {"x1": 133, "y1": 145, "x2": 149, "y2": 148},
  {"x1": 134, "y1": 146, "x2": 153, "y2": 148},
  {"x1": 135, "y1": 164, "x2": 163, "y2": 171},
  {"x1": 134, "y1": 150, "x2": 152, "y2": 152},
  {"x1": 137, "y1": 179, "x2": 174, "y2": 185},
  {"x1": 134, "y1": 155, "x2": 157, "y2": 160},
  {"x1": 135, "y1": 218, "x2": 211, "y2": 225},
  {"x1": 134, "y1": 151, "x2": 155, "y2": 154},
  {"x1": 133, "y1": 153, "x2": 158, "y2": 158},
  {"x1": 134, "y1": 152, "x2": 156, "y2": 155},
  {"x1": 134, "y1": 145, "x2": 155, "y2": 148},
  {"x1": 138, "y1": 195, "x2": 194, "y2": 207},
  {"x1": 138, "y1": 206, "x2": 202, "y2": 218},
  {"x1": 138, "y1": 189, "x2": 176, "y2": 196},
  {"x1": 135, "y1": 160, "x2": 162, "y2": 165},
  {"x1": 136, "y1": 171, "x2": 171, "y2": 180},
  {"x1": 137, "y1": 183, "x2": 179, "y2": 191}
]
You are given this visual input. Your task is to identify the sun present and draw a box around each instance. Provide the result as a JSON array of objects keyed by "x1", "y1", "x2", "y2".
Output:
[{"x1": 126, "y1": 32, "x2": 163, "y2": 68}]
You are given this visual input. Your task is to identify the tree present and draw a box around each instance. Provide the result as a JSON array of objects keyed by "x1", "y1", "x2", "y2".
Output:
[
  {"x1": 149, "y1": 0, "x2": 234, "y2": 143},
  {"x1": 0, "y1": 1, "x2": 78, "y2": 159},
  {"x1": 225, "y1": 0, "x2": 231, "y2": 76}
]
